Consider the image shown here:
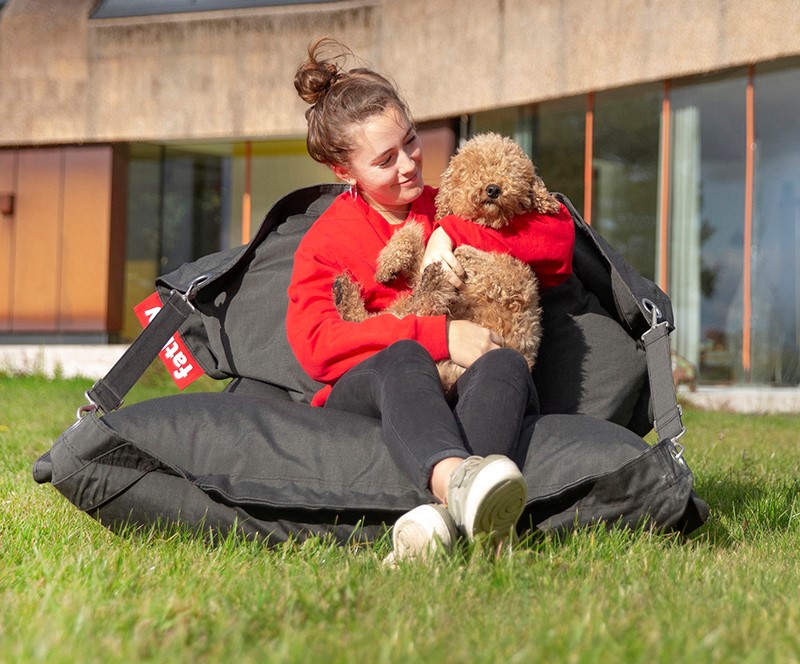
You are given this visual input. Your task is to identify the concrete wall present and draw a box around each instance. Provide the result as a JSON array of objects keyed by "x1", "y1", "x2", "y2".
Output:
[{"x1": 2, "y1": 0, "x2": 799, "y2": 145}]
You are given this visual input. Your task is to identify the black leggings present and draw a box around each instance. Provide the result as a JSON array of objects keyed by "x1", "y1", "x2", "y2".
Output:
[{"x1": 325, "y1": 340, "x2": 538, "y2": 492}]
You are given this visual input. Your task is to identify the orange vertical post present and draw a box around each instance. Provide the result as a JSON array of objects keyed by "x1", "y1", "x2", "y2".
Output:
[
  {"x1": 742, "y1": 66, "x2": 755, "y2": 382},
  {"x1": 658, "y1": 82, "x2": 671, "y2": 293},
  {"x1": 584, "y1": 92, "x2": 594, "y2": 225},
  {"x1": 241, "y1": 141, "x2": 252, "y2": 245}
]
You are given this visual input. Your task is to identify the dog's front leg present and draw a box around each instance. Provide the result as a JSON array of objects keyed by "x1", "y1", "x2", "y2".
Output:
[
  {"x1": 332, "y1": 273, "x2": 371, "y2": 322},
  {"x1": 375, "y1": 222, "x2": 426, "y2": 284},
  {"x1": 402, "y1": 261, "x2": 459, "y2": 316}
]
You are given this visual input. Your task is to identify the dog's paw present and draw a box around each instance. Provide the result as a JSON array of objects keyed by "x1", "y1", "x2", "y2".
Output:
[
  {"x1": 418, "y1": 261, "x2": 458, "y2": 296},
  {"x1": 401, "y1": 264, "x2": 454, "y2": 316},
  {"x1": 332, "y1": 273, "x2": 369, "y2": 322},
  {"x1": 375, "y1": 223, "x2": 426, "y2": 284}
]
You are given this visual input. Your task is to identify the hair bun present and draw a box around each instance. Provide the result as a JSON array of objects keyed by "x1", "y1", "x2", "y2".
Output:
[
  {"x1": 295, "y1": 38, "x2": 409, "y2": 167},
  {"x1": 295, "y1": 38, "x2": 354, "y2": 106},
  {"x1": 295, "y1": 61, "x2": 341, "y2": 106}
]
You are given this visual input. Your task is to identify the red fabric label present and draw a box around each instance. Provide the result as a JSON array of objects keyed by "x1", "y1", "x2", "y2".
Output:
[{"x1": 133, "y1": 291, "x2": 205, "y2": 390}]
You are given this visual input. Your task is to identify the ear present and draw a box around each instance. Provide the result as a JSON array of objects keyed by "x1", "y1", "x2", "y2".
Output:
[{"x1": 331, "y1": 164, "x2": 355, "y2": 185}]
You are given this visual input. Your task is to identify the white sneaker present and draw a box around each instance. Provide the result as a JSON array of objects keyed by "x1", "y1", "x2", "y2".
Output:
[
  {"x1": 384, "y1": 504, "x2": 459, "y2": 566},
  {"x1": 447, "y1": 455, "x2": 527, "y2": 543}
]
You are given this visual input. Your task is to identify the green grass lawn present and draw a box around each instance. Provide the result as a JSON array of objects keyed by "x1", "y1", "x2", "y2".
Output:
[{"x1": 2, "y1": 371, "x2": 800, "y2": 663}]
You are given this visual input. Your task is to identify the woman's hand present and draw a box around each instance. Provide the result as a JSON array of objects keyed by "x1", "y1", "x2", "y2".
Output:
[
  {"x1": 446, "y1": 319, "x2": 504, "y2": 368},
  {"x1": 422, "y1": 227, "x2": 465, "y2": 289}
]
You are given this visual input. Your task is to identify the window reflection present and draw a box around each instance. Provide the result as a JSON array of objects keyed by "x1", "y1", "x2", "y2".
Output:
[
  {"x1": 471, "y1": 107, "x2": 524, "y2": 145},
  {"x1": 123, "y1": 144, "x2": 163, "y2": 341},
  {"x1": 121, "y1": 140, "x2": 335, "y2": 341},
  {"x1": 160, "y1": 147, "x2": 225, "y2": 275},
  {"x1": 592, "y1": 87, "x2": 662, "y2": 282},
  {"x1": 123, "y1": 144, "x2": 226, "y2": 341},
  {"x1": 536, "y1": 98, "x2": 586, "y2": 216},
  {"x1": 753, "y1": 61, "x2": 800, "y2": 386},
  {"x1": 669, "y1": 73, "x2": 747, "y2": 384}
]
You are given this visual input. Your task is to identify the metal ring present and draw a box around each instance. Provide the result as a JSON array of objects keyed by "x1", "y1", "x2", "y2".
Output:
[
  {"x1": 184, "y1": 274, "x2": 210, "y2": 302},
  {"x1": 642, "y1": 298, "x2": 663, "y2": 327},
  {"x1": 76, "y1": 392, "x2": 98, "y2": 420}
]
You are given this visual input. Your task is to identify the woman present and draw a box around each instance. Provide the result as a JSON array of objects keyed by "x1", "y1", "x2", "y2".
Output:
[{"x1": 287, "y1": 38, "x2": 561, "y2": 562}]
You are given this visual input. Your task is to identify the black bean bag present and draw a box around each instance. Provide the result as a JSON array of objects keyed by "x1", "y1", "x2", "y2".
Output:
[{"x1": 33, "y1": 185, "x2": 708, "y2": 543}]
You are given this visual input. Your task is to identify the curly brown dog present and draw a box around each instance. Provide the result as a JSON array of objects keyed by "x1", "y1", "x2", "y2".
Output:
[{"x1": 334, "y1": 132, "x2": 559, "y2": 391}]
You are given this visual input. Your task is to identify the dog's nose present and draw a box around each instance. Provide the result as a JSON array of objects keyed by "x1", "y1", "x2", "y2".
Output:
[{"x1": 485, "y1": 184, "x2": 501, "y2": 199}]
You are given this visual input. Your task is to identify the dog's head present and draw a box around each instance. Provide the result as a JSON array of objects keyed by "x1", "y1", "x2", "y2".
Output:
[{"x1": 435, "y1": 132, "x2": 560, "y2": 229}]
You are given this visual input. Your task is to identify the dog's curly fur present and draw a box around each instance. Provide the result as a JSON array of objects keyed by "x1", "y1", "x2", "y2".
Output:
[
  {"x1": 435, "y1": 132, "x2": 561, "y2": 228},
  {"x1": 333, "y1": 132, "x2": 557, "y2": 391}
]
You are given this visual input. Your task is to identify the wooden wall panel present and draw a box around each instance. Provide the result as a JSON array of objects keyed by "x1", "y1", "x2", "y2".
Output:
[
  {"x1": 12, "y1": 149, "x2": 61, "y2": 331},
  {"x1": 59, "y1": 148, "x2": 112, "y2": 331},
  {"x1": 0, "y1": 152, "x2": 14, "y2": 331}
]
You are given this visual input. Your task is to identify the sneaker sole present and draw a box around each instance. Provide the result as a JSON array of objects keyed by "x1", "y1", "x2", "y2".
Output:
[
  {"x1": 462, "y1": 458, "x2": 527, "y2": 541},
  {"x1": 392, "y1": 505, "x2": 457, "y2": 562}
]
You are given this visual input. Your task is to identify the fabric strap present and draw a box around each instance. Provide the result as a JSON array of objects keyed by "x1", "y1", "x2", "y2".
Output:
[
  {"x1": 85, "y1": 290, "x2": 196, "y2": 414},
  {"x1": 80, "y1": 185, "x2": 685, "y2": 442},
  {"x1": 83, "y1": 286, "x2": 685, "y2": 446},
  {"x1": 642, "y1": 320, "x2": 685, "y2": 443}
]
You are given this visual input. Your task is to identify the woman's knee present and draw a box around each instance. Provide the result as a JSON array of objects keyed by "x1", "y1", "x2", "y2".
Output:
[
  {"x1": 477, "y1": 348, "x2": 535, "y2": 396},
  {"x1": 382, "y1": 339, "x2": 435, "y2": 369},
  {"x1": 483, "y1": 347, "x2": 530, "y2": 375}
]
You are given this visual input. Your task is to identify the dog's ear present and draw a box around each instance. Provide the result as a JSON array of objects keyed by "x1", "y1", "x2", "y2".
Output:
[
  {"x1": 531, "y1": 177, "x2": 562, "y2": 214},
  {"x1": 434, "y1": 175, "x2": 454, "y2": 220}
]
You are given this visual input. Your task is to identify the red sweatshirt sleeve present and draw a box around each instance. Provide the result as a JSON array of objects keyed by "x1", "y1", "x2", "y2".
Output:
[
  {"x1": 436, "y1": 203, "x2": 575, "y2": 289},
  {"x1": 286, "y1": 195, "x2": 450, "y2": 406}
]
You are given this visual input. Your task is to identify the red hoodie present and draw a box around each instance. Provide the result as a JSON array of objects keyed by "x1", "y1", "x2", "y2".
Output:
[
  {"x1": 286, "y1": 186, "x2": 449, "y2": 406},
  {"x1": 435, "y1": 203, "x2": 575, "y2": 289},
  {"x1": 286, "y1": 188, "x2": 575, "y2": 406}
]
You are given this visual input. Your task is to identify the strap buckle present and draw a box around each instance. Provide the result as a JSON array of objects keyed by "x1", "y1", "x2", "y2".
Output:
[
  {"x1": 670, "y1": 441, "x2": 686, "y2": 467},
  {"x1": 75, "y1": 391, "x2": 99, "y2": 421},
  {"x1": 181, "y1": 275, "x2": 209, "y2": 306},
  {"x1": 641, "y1": 298, "x2": 663, "y2": 330}
]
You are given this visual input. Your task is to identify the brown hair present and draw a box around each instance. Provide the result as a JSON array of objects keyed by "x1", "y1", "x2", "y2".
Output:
[{"x1": 294, "y1": 37, "x2": 412, "y2": 168}]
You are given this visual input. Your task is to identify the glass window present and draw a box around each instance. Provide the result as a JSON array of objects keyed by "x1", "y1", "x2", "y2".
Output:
[
  {"x1": 160, "y1": 146, "x2": 225, "y2": 274},
  {"x1": 229, "y1": 140, "x2": 333, "y2": 246},
  {"x1": 123, "y1": 144, "x2": 227, "y2": 339},
  {"x1": 123, "y1": 144, "x2": 163, "y2": 341},
  {"x1": 592, "y1": 86, "x2": 662, "y2": 282},
  {"x1": 91, "y1": 0, "x2": 339, "y2": 19},
  {"x1": 535, "y1": 97, "x2": 586, "y2": 217},
  {"x1": 470, "y1": 107, "x2": 525, "y2": 145},
  {"x1": 752, "y1": 61, "x2": 800, "y2": 386},
  {"x1": 121, "y1": 140, "x2": 334, "y2": 340},
  {"x1": 669, "y1": 72, "x2": 748, "y2": 384},
  {"x1": 122, "y1": 144, "x2": 227, "y2": 340}
]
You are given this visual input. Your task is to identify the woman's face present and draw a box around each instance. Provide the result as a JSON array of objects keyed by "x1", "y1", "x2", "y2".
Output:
[{"x1": 334, "y1": 106, "x2": 424, "y2": 214}]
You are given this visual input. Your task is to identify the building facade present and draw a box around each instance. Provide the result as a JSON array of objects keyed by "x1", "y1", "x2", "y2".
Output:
[{"x1": 1, "y1": 0, "x2": 798, "y2": 388}]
